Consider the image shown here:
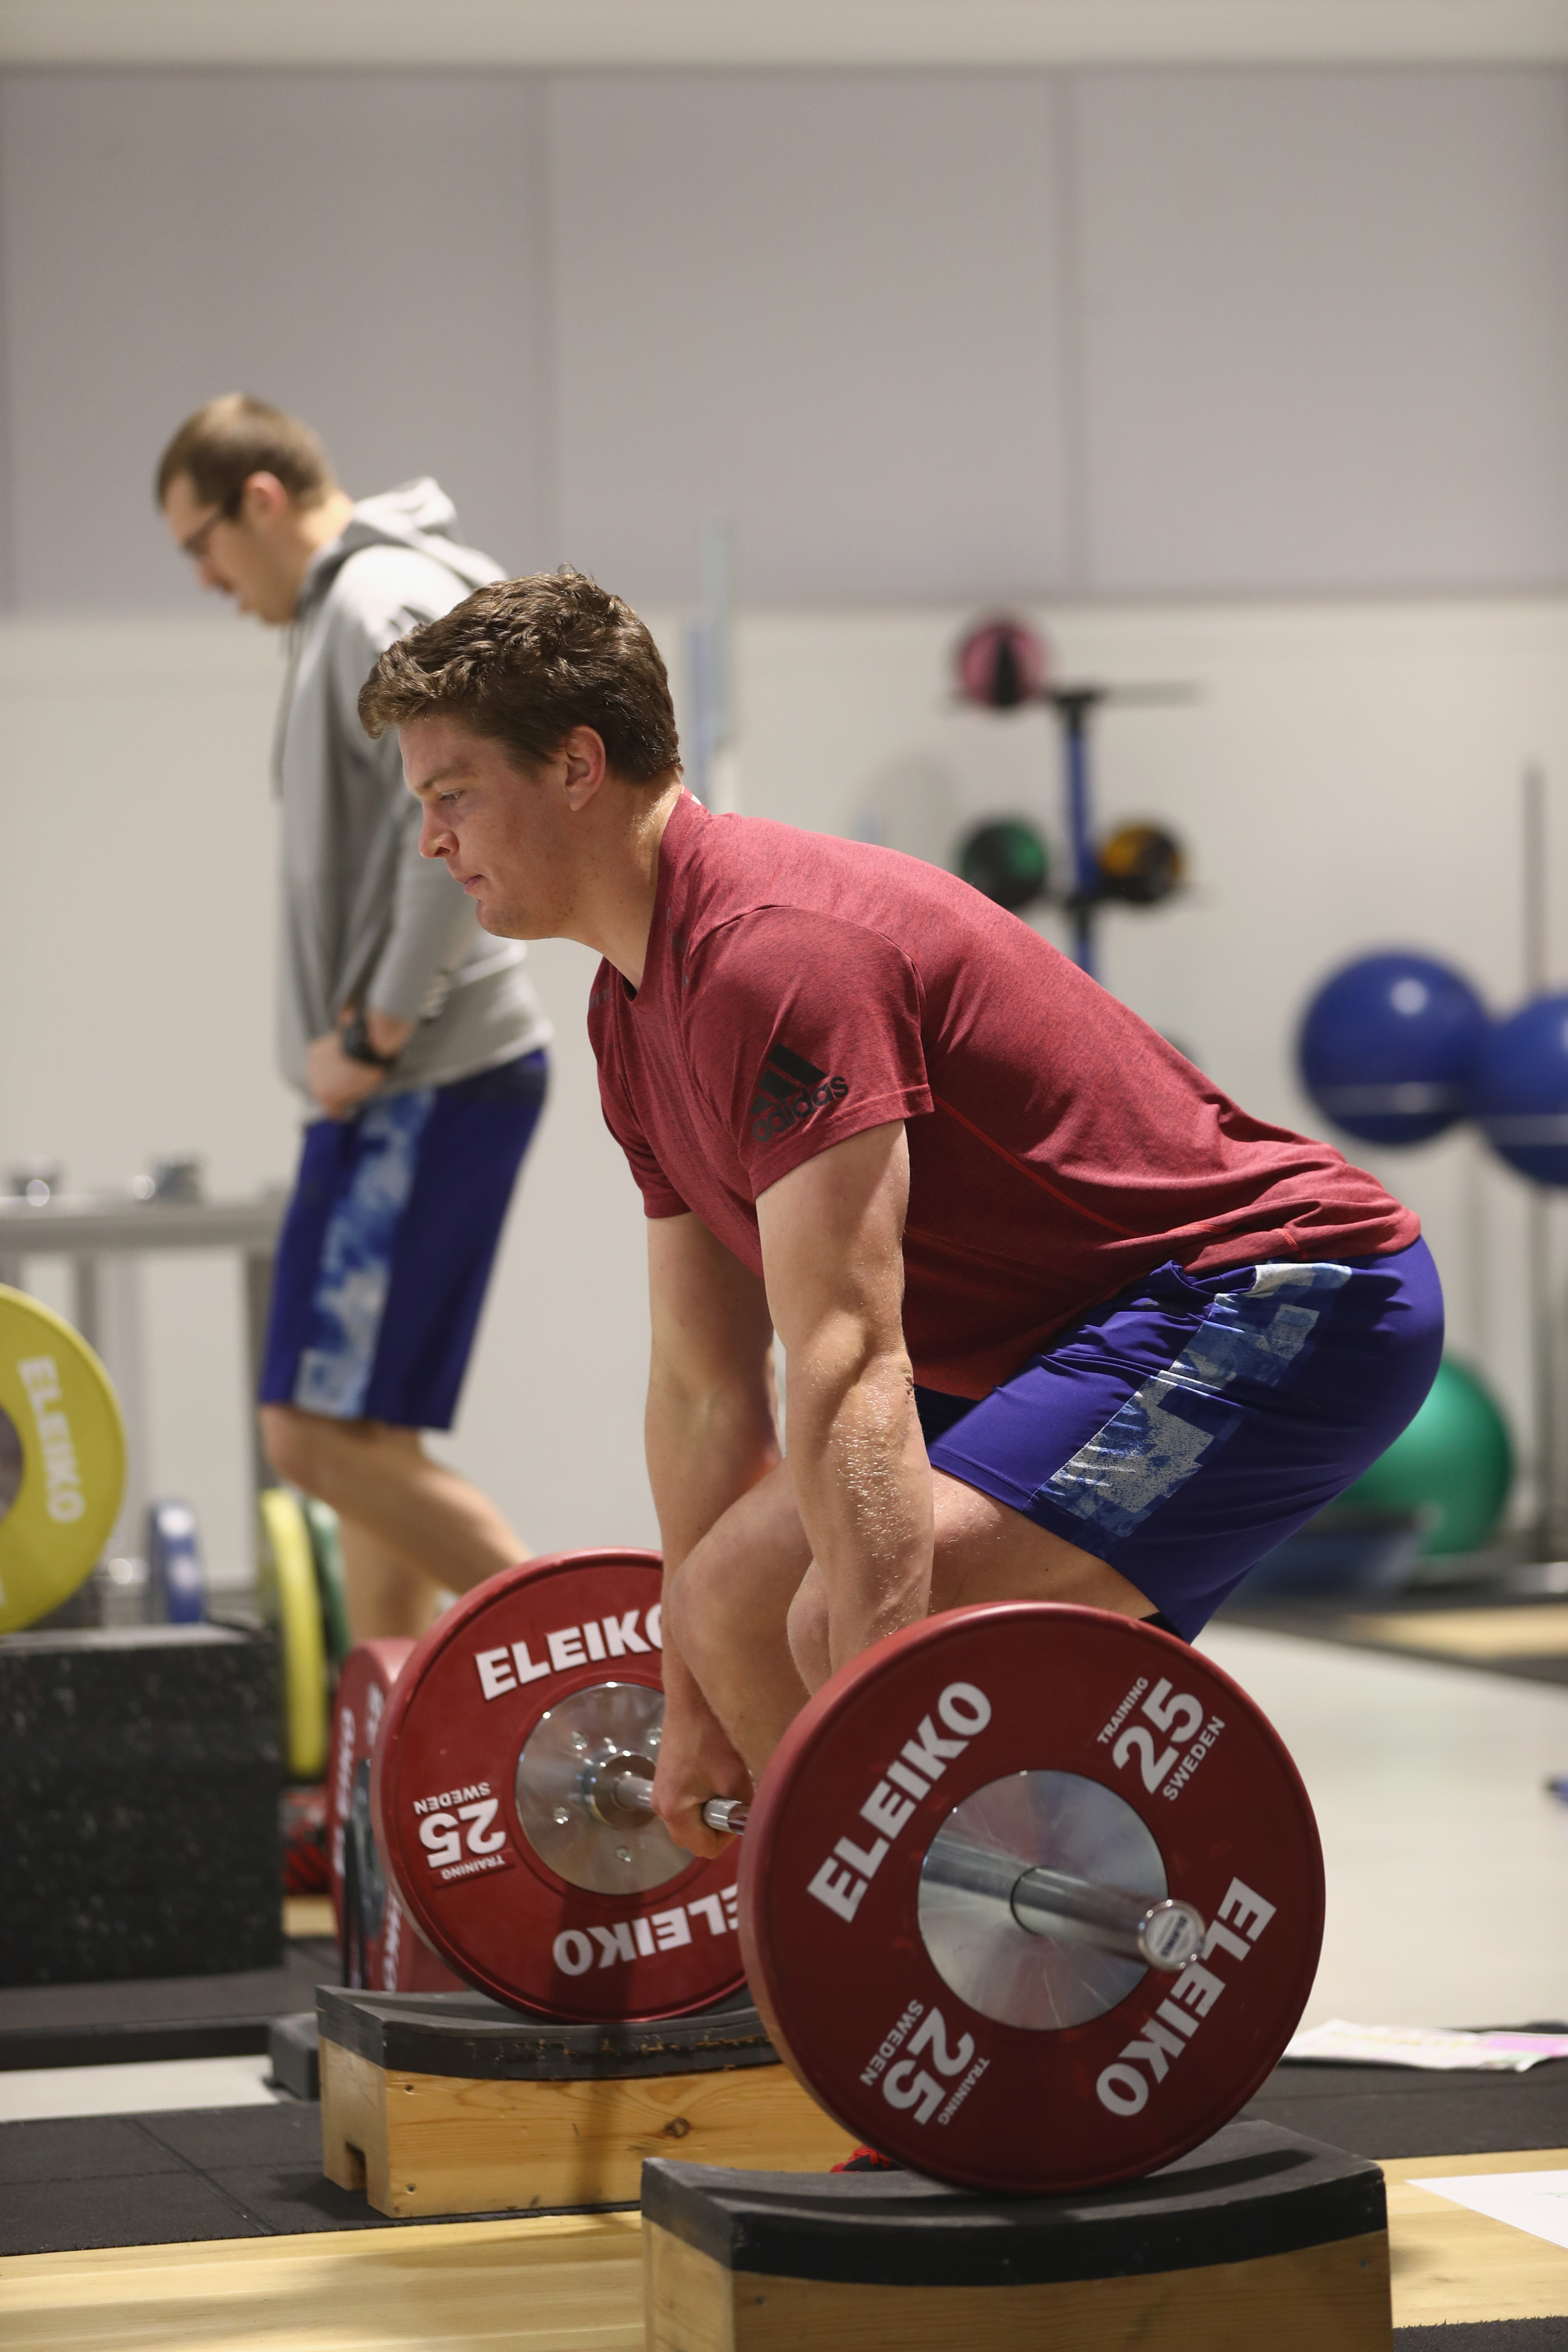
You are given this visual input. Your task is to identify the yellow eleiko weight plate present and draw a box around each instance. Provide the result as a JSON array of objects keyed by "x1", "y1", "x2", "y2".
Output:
[
  {"x1": 0, "y1": 1284, "x2": 126, "y2": 1634},
  {"x1": 259, "y1": 1486, "x2": 329, "y2": 1782}
]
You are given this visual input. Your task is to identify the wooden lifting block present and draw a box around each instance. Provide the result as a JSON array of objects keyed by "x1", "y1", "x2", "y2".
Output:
[
  {"x1": 642, "y1": 2121, "x2": 1393, "y2": 2352},
  {"x1": 318, "y1": 1985, "x2": 853, "y2": 2218}
]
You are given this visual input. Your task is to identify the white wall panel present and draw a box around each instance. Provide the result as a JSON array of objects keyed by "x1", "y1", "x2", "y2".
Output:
[
  {"x1": 0, "y1": 70, "x2": 554, "y2": 611},
  {"x1": 1073, "y1": 68, "x2": 1568, "y2": 593},
  {"x1": 548, "y1": 71, "x2": 1071, "y2": 606}
]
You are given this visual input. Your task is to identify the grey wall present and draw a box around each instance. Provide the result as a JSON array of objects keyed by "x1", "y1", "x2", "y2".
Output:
[
  {"x1": 0, "y1": 72, "x2": 554, "y2": 606},
  {"x1": 549, "y1": 73, "x2": 1071, "y2": 606},
  {"x1": 1074, "y1": 69, "x2": 1568, "y2": 594},
  {"x1": 1, "y1": 65, "x2": 1566, "y2": 610}
]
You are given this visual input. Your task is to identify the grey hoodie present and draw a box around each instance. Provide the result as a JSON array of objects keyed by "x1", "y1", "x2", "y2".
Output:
[{"x1": 273, "y1": 479, "x2": 550, "y2": 1100}]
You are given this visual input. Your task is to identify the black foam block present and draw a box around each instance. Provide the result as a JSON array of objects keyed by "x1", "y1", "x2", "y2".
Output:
[
  {"x1": 0, "y1": 1621, "x2": 280, "y2": 1984},
  {"x1": 316, "y1": 1982, "x2": 775, "y2": 2080},
  {"x1": 269, "y1": 2010, "x2": 319, "y2": 2101},
  {"x1": 643, "y1": 2119, "x2": 1386, "y2": 2289},
  {"x1": 0, "y1": 1938, "x2": 337, "y2": 2068}
]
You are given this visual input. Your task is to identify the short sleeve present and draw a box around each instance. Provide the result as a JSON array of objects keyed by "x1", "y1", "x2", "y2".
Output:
[
  {"x1": 599, "y1": 1081, "x2": 691, "y2": 1219},
  {"x1": 686, "y1": 907, "x2": 932, "y2": 1197},
  {"x1": 589, "y1": 968, "x2": 691, "y2": 1219}
]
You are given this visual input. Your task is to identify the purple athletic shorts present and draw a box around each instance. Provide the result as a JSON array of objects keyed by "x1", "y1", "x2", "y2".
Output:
[
  {"x1": 919, "y1": 1237, "x2": 1443, "y2": 1640},
  {"x1": 260, "y1": 1050, "x2": 547, "y2": 1431}
]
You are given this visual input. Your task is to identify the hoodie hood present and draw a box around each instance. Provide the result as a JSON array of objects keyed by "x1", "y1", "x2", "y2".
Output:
[{"x1": 298, "y1": 477, "x2": 504, "y2": 613}]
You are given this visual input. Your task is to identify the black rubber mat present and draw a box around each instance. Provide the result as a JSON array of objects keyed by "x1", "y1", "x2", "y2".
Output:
[
  {"x1": 0, "y1": 1938, "x2": 340, "y2": 2070},
  {"x1": 0, "y1": 2102, "x2": 594, "y2": 2254},
  {"x1": 5, "y1": 2045, "x2": 1568, "y2": 2256},
  {"x1": 1396, "y1": 2327, "x2": 1568, "y2": 2347},
  {"x1": 1246, "y1": 2040, "x2": 1568, "y2": 2160}
]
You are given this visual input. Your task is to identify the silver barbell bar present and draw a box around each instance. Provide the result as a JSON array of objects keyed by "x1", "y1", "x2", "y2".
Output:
[{"x1": 602, "y1": 1765, "x2": 1204, "y2": 1972}]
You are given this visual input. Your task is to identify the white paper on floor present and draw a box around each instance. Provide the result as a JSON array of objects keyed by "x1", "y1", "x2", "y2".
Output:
[
  {"x1": 0, "y1": 2054, "x2": 278, "y2": 2123},
  {"x1": 1283, "y1": 2020, "x2": 1568, "y2": 2072},
  {"x1": 1415, "y1": 2173, "x2": 1568, "y2": 2251}
]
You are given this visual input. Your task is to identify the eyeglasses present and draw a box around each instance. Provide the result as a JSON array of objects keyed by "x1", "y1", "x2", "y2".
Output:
[{"x1": 179, "y1": 489, "x2": 243, "y2": 564}]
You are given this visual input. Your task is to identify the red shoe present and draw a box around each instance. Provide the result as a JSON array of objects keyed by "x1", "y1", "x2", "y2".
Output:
[{"x1": 831, "y1": 2144, "x2": 903, "y2": 2172}]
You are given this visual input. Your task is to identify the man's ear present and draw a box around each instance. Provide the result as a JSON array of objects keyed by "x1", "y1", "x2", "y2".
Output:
[
  {"x1": 560, "y1": 725, "x2": 609, "y2": 810},
  {"x1": 238, "y1": 471, "x2": 291, "y2": 529}
]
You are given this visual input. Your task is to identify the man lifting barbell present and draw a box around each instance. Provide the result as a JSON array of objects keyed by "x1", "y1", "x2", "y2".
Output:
[{"x1": 358, "y1": 569, "x2": 1441, "y2": 1860}]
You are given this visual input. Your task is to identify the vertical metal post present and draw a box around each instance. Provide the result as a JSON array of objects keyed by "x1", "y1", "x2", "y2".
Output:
[
  {"x1": 687, "y1": 519, "x2": 738, "y2": 816},
  {"x1": 71, "y1": 1255, "x2": 102, "y2": 1353},
  {"x1": 243, "y1": 1248, "x2": 277, "y2": 1521},
  {"x1": 1055, "y1": 692, "x2": 1099, "y2": 977},
  {"x1": 90, "y1": 1256, "x2": 149, "y2": 1562},
  {"x1": 1523, "y1": 765, "x2": 1559, "y2": 1560}
]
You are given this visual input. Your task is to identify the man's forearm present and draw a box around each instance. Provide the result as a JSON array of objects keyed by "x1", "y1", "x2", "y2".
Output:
[
  {"x1": 646, "y1": 1367, "x2": 780, "y2": 1581},
  {"x1": 786, "y1": 1344, "x2": 933, "y2": 1671},
  {"x1": 646, "y1": 1367, "x2": 779, "y2": 1842},
  {"x1": 361, "y1": 1006, "x2": 416, "y2": 1057}
]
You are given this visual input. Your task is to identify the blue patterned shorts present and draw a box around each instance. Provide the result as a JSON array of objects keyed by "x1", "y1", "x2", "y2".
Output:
[
  {"x1": 259, "y1": 1051, "x2": 548, "y2": 1430},
  {"x1": 920, "y1": 1238, "x2": 1443, "y2": 1638}
]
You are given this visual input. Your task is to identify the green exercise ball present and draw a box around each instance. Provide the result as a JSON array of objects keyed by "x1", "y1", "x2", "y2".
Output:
[
  {"x1": 958, "y1": 818, "x2": 1050, "y2": 913},
  {"x1": 1335, "y1": 1357, "x2": 1513, "y2": 1556}
]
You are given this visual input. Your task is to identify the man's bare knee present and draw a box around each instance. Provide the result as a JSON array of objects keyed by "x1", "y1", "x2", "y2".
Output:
[
  {"x1": 786, "y1": 1566, "x2": 832, "y2": 1693},
  {"x1": 260, "y1": 1404, "x2": 354, "y2": 1498},
  {"x1": 665, "y1": 1545, "x2": 723, "y2": 1677}
]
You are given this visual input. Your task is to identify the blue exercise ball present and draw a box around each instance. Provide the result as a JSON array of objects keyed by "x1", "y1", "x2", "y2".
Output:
[
  {"x1": 1473, "y1": 994, "x2": 1568, "y2": 1186},
  {"x1": 1297, "y1": 951, "x2": 1487, "y2": 1147}
]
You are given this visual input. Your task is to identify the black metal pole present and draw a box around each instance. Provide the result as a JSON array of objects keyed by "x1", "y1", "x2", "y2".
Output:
[{"x1": 1524, "y1": 765, "x2": 1558, "y2": 1561}]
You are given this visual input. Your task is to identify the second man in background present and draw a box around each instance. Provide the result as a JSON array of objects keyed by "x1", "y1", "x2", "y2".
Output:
[{"x1": 159, "y1": 395, "x2": 549, "y2": 1636}]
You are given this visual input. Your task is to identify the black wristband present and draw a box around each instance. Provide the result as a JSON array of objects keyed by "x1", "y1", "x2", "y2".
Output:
[{"x1": 339, "y1": 1012, "x2": 400, "y2": 1070}]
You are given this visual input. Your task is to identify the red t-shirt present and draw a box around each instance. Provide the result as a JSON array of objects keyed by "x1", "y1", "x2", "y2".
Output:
[{"x1": 590, "y1": 794, "x2": 1418, "y2": 1399}]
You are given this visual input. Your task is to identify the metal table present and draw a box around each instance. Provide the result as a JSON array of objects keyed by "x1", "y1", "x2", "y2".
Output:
[{"x1": 0, "y1": 1193, "x2": 285, "y2": 1555}]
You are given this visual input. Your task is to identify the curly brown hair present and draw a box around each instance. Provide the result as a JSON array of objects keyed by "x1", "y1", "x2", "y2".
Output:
[{"x1": 358, "y1": 569, "x2": 681, "y2": 786}]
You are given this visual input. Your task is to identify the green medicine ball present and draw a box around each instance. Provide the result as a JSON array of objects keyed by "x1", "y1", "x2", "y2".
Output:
[
  {"x1": 958, "y1": 818, "x2": 1050, "y2": 913},
  {"x1": 1336, "y1": 1357, "x2": 1513, "y2": 1556}
]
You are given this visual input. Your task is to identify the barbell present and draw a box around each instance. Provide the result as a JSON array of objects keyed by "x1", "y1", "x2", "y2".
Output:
[
  {"x1": 368, "y1": 1548, "x2": 1323, "y2": 2195},
  {"x1": 596, "y1": 1770, "x2": 1208, "y2": 1974}
]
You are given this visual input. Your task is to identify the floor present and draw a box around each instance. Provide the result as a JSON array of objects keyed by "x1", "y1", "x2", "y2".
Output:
[
  {"x1": 0, "y1": 2209, "x2": 648, "y2": 2352},
  {"x1": 4, "y1": 1623, "x2": 1568, "y2": 2346},
  {"x1": 4, "y1": 2153, "x2": 1568, "y2": 2347},
  {"x1": 1198, "y1": 1623, "x2": 1568, "y2": 2031}
]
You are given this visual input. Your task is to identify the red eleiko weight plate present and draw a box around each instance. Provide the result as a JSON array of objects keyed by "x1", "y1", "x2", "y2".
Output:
[
  {"x1": 374, "y1": 1550, "x2": 745, "y2": 2021},
  {"x1": 327, "y1": 1640, "x2": 466, "y2": 1994},
  {"x1": 741, "y1": 1602, "x2": 1323, "y2": 2195}
]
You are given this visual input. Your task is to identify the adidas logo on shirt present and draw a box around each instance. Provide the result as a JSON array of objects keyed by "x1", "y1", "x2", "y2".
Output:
[{"x1": 750, "y1": 1043, "x2": 850, "y2": 1142}]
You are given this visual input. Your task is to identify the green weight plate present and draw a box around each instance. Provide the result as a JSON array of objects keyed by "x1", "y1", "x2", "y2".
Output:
[
  {"x1": 259, "y1": 1485, "x2": 329, "y2": 1781},
  {"x1": 301, "y1": 1494, "x2": 352, "y2": 1672},
  {"x1": 0, "y1": 1284, "x2": 126, "y2": 1633}
]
